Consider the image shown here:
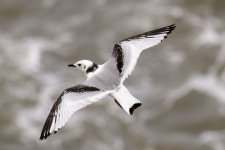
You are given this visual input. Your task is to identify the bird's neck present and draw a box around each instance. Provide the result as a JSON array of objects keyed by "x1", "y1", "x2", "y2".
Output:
[{"x1": 85, "y1": 63, "x2": 99, "y2": 78}]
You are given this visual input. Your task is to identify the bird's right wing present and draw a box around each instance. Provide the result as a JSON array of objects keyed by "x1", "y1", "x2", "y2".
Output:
[
  {"x1": 40, "y1": 84, "x2": 110, "y2": 140},
  {"x1": 110, "y1": 24, "x2": 176, "y2": 84}
]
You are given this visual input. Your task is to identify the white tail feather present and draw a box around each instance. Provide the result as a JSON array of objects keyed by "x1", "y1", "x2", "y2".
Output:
[{"x1": 111, "y1": 85, "x2": 141, "y2": 115}]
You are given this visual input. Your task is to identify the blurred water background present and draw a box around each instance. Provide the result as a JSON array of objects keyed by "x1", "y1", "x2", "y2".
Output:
[{"x1": 1, "y1": 0, "x2": 225, "y2": 150}]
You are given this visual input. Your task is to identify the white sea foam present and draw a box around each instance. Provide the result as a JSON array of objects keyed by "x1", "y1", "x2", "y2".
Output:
[{"x1": 199, "y1": 131, "x2": 225, "y2": 150}]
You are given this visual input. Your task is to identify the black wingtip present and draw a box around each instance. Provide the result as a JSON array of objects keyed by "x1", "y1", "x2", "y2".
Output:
[
  {"x1": 156, "y1": 24, "x2": 176, "y2": 36},
  {"x1": 39, "y1": 130, "x2": 59, "y2": 140},
  {"x1": 39, "y1": 97, "x2": 62, "y2": 141},
  {"x1": 166, "y1": 24, "x2": 176, "y2": 34},
  {"x1": 39, "y1": 129, "x2": 48, "y2": 140},
  {"x1": 169, "y1": 24, "x2": 176, "y2": 28},
  {"x1": 129, "y1": 103, "x2": 142, "y2": 115},
  {"x1": 153, "y1": 24, "x2": 176, "y2": 35},
  {"x1": 39, "y1": 131, "x2": 51, "y2": 140}
]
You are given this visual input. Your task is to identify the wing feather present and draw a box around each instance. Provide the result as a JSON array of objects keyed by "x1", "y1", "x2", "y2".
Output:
[
  {"x1": 112, "y1": 24, "x2": 176, "y2": 83},
  {"x1": 40, "y1": 84, "x2": 110, "y2": 140}
]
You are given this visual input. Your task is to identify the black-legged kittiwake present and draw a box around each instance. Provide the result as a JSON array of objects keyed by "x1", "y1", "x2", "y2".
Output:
[{"x1": 40, "y1": 24, "x2": 176, "y2": 140}]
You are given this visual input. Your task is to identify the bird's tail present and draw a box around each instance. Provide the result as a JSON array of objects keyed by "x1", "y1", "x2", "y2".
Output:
[{"x1": 111, "y1": 85, "x2": 141, "y2": 115}]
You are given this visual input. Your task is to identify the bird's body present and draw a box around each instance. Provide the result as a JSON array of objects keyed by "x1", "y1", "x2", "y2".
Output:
[{"x1": 40, "y1": 24, "x2": 176, "y2": 140}]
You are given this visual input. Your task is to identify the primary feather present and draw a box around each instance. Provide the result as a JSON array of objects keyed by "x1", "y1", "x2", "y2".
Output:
[{"x1": 40, "y1": 85, "x2": 110, "y2": 140}]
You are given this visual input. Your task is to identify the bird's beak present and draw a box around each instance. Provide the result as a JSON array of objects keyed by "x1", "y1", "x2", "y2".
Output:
[{"x1": 68, "y1": 64, "x2": 76, "y2": 67}]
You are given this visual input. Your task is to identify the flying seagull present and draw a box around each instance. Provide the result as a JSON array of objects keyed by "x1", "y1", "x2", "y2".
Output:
[{"x1": 40, "y1": 24, "x2": 176, "y2": 140}]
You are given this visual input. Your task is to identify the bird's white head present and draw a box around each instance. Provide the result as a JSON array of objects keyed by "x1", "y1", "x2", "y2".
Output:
[{"x1": 68, "y1": 60, "x2": 99, "y2": 76}]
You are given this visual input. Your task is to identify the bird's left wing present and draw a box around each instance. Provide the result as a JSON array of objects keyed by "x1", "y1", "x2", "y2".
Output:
[
  {"x1": 111, "y1": 24, "x2": 176, "y2": 83},
  {"x1": 40, "y1": 84, "x2": 110, "y2": 140}
]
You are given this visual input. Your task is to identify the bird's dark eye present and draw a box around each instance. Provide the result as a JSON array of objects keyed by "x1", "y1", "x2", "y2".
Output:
[{"x1": 78, "y1": 64, "x2": 81, "y2": 66}]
